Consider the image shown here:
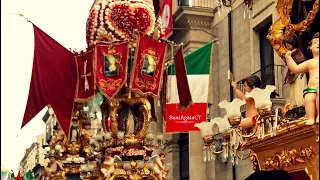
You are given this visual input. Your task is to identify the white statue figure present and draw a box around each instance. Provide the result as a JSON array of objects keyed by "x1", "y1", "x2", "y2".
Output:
[
  {"x1": 100, "y1": 149, "x2": 115, "y2": 180},
  {"x1": 43, "y1": 153, "x2": 64, "y2": 180},
  {"x1": 69, "y1": 119, "x2": 79, "y2": 144},
  {"x1": 124, "y1": 108, "x2": 137, "y2": 135},
  {"x1": 90, "y1": 112, "x2": 102, "y2": 137},
  {"x1": 150, "y1": 152, "x2": 168, "y2": 180}
]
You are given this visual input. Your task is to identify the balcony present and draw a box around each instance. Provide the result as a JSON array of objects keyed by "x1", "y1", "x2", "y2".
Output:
[
  {"x1": 236, "y1": 64, "x2": 286, "y2": 113},
  {"x1": 236, "y1": 65, "x2": 285, "y2": 95},
  {"x1": 178, "y1": 0, "x2": 215, "y2": 9}
]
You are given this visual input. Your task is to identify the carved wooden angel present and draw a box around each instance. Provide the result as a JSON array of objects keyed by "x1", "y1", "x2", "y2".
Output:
[
  {"x1": 149, "y1": 152, "x2": 168, "y2": 180},
  {"x1": 50, "y1": 124, "x2": 66, "y2": 147},
  {"x1": 43, "y1": 154, "x2": 64, "y2": 180},
  {"x1": 100, "y1": 149, "x2": 122, "y2": 180}
]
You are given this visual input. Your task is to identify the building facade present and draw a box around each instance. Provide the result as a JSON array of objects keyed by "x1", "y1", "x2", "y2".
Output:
[
  {"x1": 20, "y1": 133, "x2": 46, "y2": 179},
  {"x1": 159, "y1": 0, "x2": 302, "y2": 179}
]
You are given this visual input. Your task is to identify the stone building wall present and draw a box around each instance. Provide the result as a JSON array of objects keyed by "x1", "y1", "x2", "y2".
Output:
[
  {"x1": 158, "y1": 0, "x2": 292, "y2": 179},
  {"x1": 20, "y1": 133, "x2": 46, "y2": 177}
]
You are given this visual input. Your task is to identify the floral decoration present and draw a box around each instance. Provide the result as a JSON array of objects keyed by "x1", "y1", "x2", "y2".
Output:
[{"x1": 86, "y1": 0, "x2": 165, "y2": 47}]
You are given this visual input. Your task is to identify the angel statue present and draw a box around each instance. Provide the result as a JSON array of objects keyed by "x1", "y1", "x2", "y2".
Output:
[
  {"x1": 81, "y1": 121, "x2": 93, "y2": 147},
  {"x1": 100, "y1": 149, "x2": 122, "y2": 180},
  {"x1": 50, "y1": 124, "x2": 66, "y2": 147},
  {"x1": 43, "y1": 152, "x2": 65, "y2": 180},
  {"x1": 149, "y1": 152, "x2": 168, "y2": 180}
]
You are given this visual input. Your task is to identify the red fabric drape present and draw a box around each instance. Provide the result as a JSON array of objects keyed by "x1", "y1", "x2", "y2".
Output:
[
  {"x1": 174, "y1": 47, "x2": 192, "y2": 110},
  {"x1": 162, "y1": 69, "x2": 167, "y2": 121},
  {"x1": 148, "y1": 96, "x2": 158, "y2": 122},
  {"x1": 22, "y1": 24, "x2": 77, "y2": 136}
]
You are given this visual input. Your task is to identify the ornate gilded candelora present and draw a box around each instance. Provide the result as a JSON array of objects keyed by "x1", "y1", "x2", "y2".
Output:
[
  {"x1": 42, "y1": 100, "x2": 168, "y2": 180},
  {"x1": 195, "y1": 85, "x2": 284, "y2": 165}
]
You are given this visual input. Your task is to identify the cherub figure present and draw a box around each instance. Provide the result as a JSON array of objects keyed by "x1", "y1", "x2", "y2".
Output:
[
  {"x1": 100, "y1": 149, "x2": 115, "y2": 180},
  {"x1": 285, "y1": 32, "x2": 319, "y2": 125},
  {"x1": 230, "y1": 75, "x2": 261, "y2": 129},
  {"x1": 43, "y1": 153, "x2": 64, "y2": 180},
  {"x1": 152, "y1": 152, "x2": 168, "y2": 180},
  {"x1": 81, "y1": 121, "x2": 93, "y2": 146},
  {"x1": 283, "y1": 38, "x2": 307, "y2": 109},
  {"x1": 50, "y1": 124, "x2": 66, "y2": 147}
]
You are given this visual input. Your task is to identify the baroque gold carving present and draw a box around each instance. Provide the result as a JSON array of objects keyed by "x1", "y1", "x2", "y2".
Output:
[
  {"x1": 262, "y1": 146, "x2": 316, "y2": 170},
  {"x1": 305, "y1": 154, "x2": 319, "y2": 180},
  {"x1": 243, "y1": 123, "x2": 318, "y2": 150},
  {"x1": 66, "y1": 143, "x2": 81, "y2": 155},
  {"x1": 109, "y1": 162, "x2": 158, "y2": 180},
  {"x1": 63, "y1": 163, "x2": 82, "y2": 174},
  {"x1": 249, "y1": 153, "x2": 261, "y2": 171},
  {"x1": 267, "y1": 0, "x2": 319, "y2": 58},
  {"x1": 102, "y1": 91, "x2": 151, "y2": 139}
]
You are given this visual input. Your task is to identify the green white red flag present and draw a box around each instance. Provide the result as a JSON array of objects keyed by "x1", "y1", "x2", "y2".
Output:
[{"x1": 166, "y1": 42, "x2": 213, "y2": 132}]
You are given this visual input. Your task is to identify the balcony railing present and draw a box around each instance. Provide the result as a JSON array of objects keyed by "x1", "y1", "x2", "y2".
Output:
[
  {"x1": 178, "y1": 0, "x2": 215, "y2": 8},
  {"x1": 236, "y1": 64, "x2": 285, "y2": 95},
  {"x1": 236, "y1": 64, "x2": 285, "y2": 114}
]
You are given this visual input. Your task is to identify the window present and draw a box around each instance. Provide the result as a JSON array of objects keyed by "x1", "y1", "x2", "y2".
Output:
[
  {"x1": 179, "y1": 133, "x2": 189, "y2": 180},
  {"x1": 259, "y1": 20, "x2": 275, "y2": 88},
  {"x1": 179, "y1": 0, "x2": 191, "y2": 6}
]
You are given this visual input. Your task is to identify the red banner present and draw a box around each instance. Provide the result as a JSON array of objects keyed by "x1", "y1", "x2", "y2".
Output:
[
  {"x1": 96, "y1": 43, "x2": 129, "y2": 99},
  {"x1": 165, "y1": 103, "x2": 207, "y2": 132},
  {"x1": 75, "y1": 49, "x2": 96, "y2": 102},
  {"x1": 130, "y1": 35, "x2": 167, "y2": 97},
  {"x1": 160, "y1": 0, "x2": 173, "y2": 39}
]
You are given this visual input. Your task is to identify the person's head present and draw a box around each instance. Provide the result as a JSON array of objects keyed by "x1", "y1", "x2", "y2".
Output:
[
  {"x1": 83, "y1": 121, "x2": 91, "y2": 129},
  {"x1": 49, "y1": 156, "x2": 55, "y2": 162},
  {"x1": 53, "y1": 125, "x2": 59, "y2": 131},
  {"x1": 105, "y1": 148, "x2": 112, "y2": 157},
  {"x1": 159, "y1": 152, "x2": 167, "y2": 161},
  {"x1": 284, "y1": 38, "x2": 297, "y2": 51},
  {"x1": 308, "y1": 32, "x2": 319, "y2": 56},
  {"x1": 241, "y1": 75, "x2": 261, "y2": 92},
  {"x1": 85, "y1": 124, "x2": 91, "y2": 130}
]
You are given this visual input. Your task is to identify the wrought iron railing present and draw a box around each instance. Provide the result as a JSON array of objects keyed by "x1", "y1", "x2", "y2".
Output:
[
  {"x1": 236, "y1": 64, "x2": 285, "y2": 94},
  {"x1": 236, "y1": 64, "x2": 285, "y2": 114},
  {"x1": 178, "y1": 0, "x2": 215, "y2": 8}
]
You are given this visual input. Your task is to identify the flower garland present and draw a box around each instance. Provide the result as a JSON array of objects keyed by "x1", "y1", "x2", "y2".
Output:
[{"x1": 86, "y1": 0, "x2": 164, "y2": 47}]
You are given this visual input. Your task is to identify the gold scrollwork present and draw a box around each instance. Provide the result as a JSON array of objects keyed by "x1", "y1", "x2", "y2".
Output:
[
  {"x1": 249, "y1": 153, "x2": 261, "y2": 171},
  {"x1": 262, "y1": 146, "x2": 316, "y2": 170},
  {"x1": 267, "y1": 0, "x2": 319, "y2": 58},
  {"x1": 99, "y1": 79, "x2": 123, "y2": 91},
  {"x1": 102, "y1": 92, "x2": 151, "y2": 139}
]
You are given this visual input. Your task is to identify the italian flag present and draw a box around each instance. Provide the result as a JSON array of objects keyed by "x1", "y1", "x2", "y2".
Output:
[{"x1": 166, "y1": 42, "x2": 212, "y2": 132}]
